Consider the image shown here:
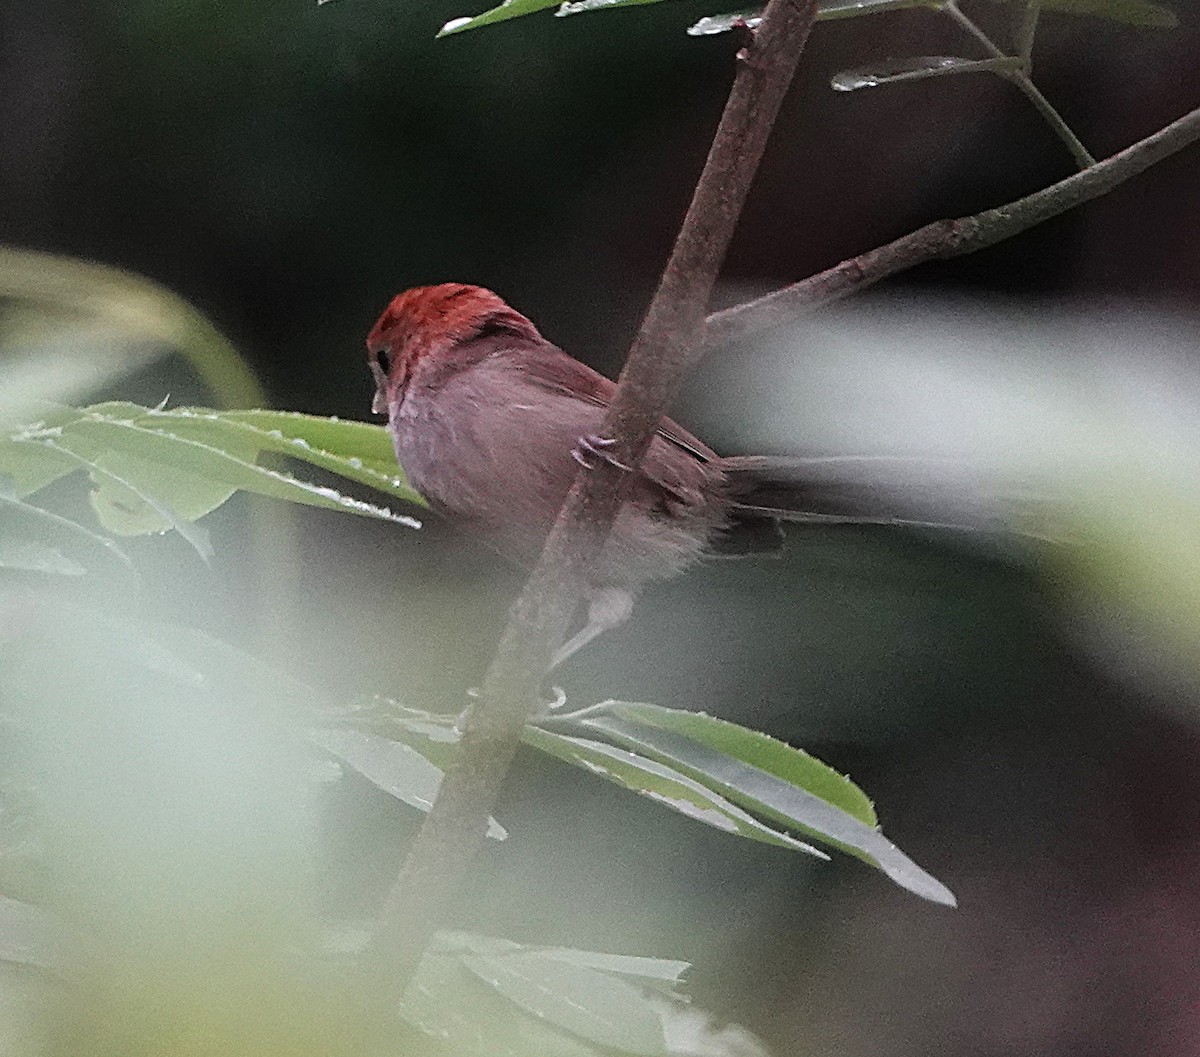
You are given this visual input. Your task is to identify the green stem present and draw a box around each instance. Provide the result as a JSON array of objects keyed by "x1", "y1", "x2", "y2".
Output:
[
  {"x1": 1008, "y1": 72, "x2": 1096, "y2": 169},
  {"x1": 1014, "y1": 0, "x2": 1042, "y2": 64},
  {"x1": 942, "y1": 0, "x2": 1095, "y2": 170}
]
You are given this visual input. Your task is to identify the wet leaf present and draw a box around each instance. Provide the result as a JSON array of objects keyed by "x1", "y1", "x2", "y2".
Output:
[
  {"x1": 311, "y1": 727, "x2": 507, "y2": 840},
  {"x1": 523, "y1": 724, "x2": 826, "y2": 855},
  {"x1": 569, "y1": 703, "x2": 956, "y2": 906},
  {"x1": 831, "y1": 55, "x2": 1022, "y2": 92}
]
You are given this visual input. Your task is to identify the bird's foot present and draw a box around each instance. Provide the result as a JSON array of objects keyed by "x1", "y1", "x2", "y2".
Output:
[{"x1": 571, "y1": 434, "x2": 631, "y2": 472}]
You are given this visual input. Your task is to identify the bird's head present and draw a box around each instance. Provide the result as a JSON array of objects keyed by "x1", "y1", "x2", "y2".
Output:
[{"x1": 366, "y1": 283, "x2": 541, "y2": 415}]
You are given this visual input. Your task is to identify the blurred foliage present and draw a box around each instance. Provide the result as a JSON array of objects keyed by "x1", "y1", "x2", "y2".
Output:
[
  {"x1": 441, "y1": 0, "x2": 1175, "y2": 44},
  {"x1": 0, "y1": 0, "x2": 1197, "y2": 1053},
  {"x1": 0, "y1": 245, "x2": 957, "y2": 1053}
]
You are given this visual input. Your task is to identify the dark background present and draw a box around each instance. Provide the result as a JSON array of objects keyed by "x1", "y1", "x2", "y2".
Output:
[{"x1": 3, "y1": 3, "x2": 1199, "y2": 1054}]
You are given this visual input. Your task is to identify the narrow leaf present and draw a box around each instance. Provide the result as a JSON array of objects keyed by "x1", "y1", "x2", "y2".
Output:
[
  {"x1": 523, "y1": 724, "x2": 827, "y2": 856},
  {"x1": 400, "y1": 954, "x2": 605, "y2": 1057},
  {"x1": 432, "y1": 932, "x2": 689, "y2": 986},
  {"x1": 42, "y1": 438, "x2": 214, "y2": 560},
  {"x1": 831, "y1": 55, "x2": 1023, "y2": 92},
  {"x1": 0, "y1": 539, "x2": 85, "y2": 576},
  {"x1": 0, "y1": 437, "x2": 79, "y2": 497},
  {"x1": 59, "y1": 411, "x2": 419, "y2": 534},
  {"x1": 691, "y1": 0, "x2": 1174, "y2": 35},
  {"x1": 0, "y1": 489, "x2": 132, "y2": 574},
  {"x1": 438, "y1": 0, "x2": 561, "y2": 36},
  {"x1": 311, "y1": 727, "x2": 507, "y2": 840},
  {"x1": 460, "y1": 951, "x2": 667, "y2": 1057},
  {"x1": 573, "y1": 704, "x2": 956, "y2": 906},
  {"x1": 532, "y1": 947, "x2": 689, "y2": 985},
  {"x1": 148, "y1": 408, "x2": 425, "y2": 508},
  {"x1": 604, "y1": 702, "x2": 877, "y2": 825}
]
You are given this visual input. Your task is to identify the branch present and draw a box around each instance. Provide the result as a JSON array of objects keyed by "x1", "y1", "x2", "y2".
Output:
[
  {"x1": 357, "y1": 0, "x2": 821, "y2": 1003},
  {"x1": 705, "y1": 102, "x2": 1200, "y2": 348}
]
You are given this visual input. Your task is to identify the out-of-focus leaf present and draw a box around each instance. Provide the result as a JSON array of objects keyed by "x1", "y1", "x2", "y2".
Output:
[
  {"x1": 394, "y1": 934, "x2": 691, "y2": 1057},
  {"x1": 41, "y1": 439, "x2": 216, "y2": 560},
  {"x1": 0, "y1": 437, "x2": 79, "y2": 497},
  {"x1": 568, "y1": 703, "x2": 956, "y2": 906},
  {"x1": 0, "y1": 489, "x2": 131, "y2": 575},
  {"x1": 523, "y1": 724, "x2": 826, "y2": 856},
  {"x1": 311, "y1": 727, "x2": 507, "y2": 841},
  {"x1": 400, "y1": 953, "x2": 605, "y2": 1057},
  {"x1": 460, "y1": 950, "x2": 666, "y2": 1057},
  {"x1": 0, "y1": 963, "x2": 50, "y2": 1057},
  {"x1": 432, "y1": 932, "x2": 690, "y2": 986},
  {"x1": 831, "y1": 55, "x2": 1022, "y2": 92},
  {"x1": 530, "y1": 947, "x2": 690, "y2": 985},
  {"x1": 0, "y1": 246, "x2": 266, "y2": 412},
  {"x1": 0, "y1": 895, "x2": 68, "y2": 971},
  {"x1": 0, "y1": 539, "x2": 85, "y2": 576}
]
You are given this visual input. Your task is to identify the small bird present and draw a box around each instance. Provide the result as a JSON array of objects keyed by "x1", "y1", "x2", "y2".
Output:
[{"x1": 367, "y1": 283, "x2": 939, "y2": 667}]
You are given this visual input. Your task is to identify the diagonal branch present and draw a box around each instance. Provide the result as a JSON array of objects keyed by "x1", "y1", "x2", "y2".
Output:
[
  {"x1": 705, "y1": 102, "x2": 1200, "y2": 348},
  {"x1": 358, "y1": 0, "x2": 821, "y2": 1002}
]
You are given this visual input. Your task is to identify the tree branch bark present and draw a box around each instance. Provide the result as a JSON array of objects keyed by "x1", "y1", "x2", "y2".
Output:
[
  {"x1": 358, "y1": 0, "x2": 820, "y2": 1003},
  {"x1": 705, "y1": 102, "x2": 1200, "y2": 347}
]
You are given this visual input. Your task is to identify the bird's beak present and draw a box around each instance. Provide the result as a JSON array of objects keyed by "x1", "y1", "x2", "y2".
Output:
[{"x1": 368, "y1": 346, "x2": 388, "y2": 416}]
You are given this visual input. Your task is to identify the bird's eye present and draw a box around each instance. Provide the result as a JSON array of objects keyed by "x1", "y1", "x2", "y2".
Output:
[{"x1": 373, "y1": 348, "x2": 391, "y2": 375}]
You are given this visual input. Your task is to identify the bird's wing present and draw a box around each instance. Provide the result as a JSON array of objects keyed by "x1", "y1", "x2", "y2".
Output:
[{"x1": 514, "y1": 342, "x2": 719, "y2": 464}]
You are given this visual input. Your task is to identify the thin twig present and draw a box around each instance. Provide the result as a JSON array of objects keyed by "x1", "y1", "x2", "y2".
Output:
[
  {"x1": 705, "y1": 103, "x2": 1200, "y2": 347},
  {"x1": 1013, "y1": 0, "x2": 1041, "y2": 65},
  {"x1": 356, "y1": 0, "x2": 821, "y2": 1004},
  {"x1": 943, "y1": 0, "x2": 1095, "y2": 169}
]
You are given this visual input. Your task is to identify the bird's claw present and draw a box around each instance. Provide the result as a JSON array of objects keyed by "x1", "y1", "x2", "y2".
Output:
[{"x1": 572, "y1": 434, "x2": 631, "y2": 472}]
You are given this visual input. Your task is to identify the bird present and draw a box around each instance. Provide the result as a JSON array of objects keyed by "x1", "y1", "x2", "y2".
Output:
[{"x1": 367, "y1": 283, "x2": 969, "y2": 667}]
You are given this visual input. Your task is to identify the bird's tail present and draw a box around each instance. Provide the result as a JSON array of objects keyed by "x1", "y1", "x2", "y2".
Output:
[{"x1": 720, "y1": 454, "x2": 1046, "y2": 536}]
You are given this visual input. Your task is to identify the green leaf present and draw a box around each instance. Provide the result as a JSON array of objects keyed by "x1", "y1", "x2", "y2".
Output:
[
  {"x1": 0, "y1": 488, "x2": 132, "y2": 575},
  {"x1": 0, "y1": 895, "x2": 65, "y2": 971},
  {"x1": 311, "y1": 727, "x2": 507, "y2": 840},
  {"x1": 55, "y1": 407, "x2": 420, "y2": 536},
  {"x1": 0, "y1": 246, "x2": 266, "y2": 412},
  {"x1": 32, "y1": 436, "x2": 214, "y2": 560},
  {"x1": 393, "y1": 933, "x2": 692, "y2": 1057},
  {"x1": 154, "y1": 408, "x2": 425, "y2": 508},
  {"x1": 570, "y1": 702, "x2": 956, "y2": 906},
  {"x1": 400, "y1": 953, "x2": 607, "y2": 1057},
  {"x1": 523, "y1": 724, "x2": 827, "y2": 856},
  {"x1": 0, "y1": 437, "x2": 80, "y2": 496},
  {"x1": 582, "y1": 0, "x2": 942, "y2": 30},
  {"x1": 0, "y1": 539, "x2": 85, "y2": 576},
  {"x1": 432, "y1": 932, "x2": 690, "y2": 986},
  {"x1": 606, "y1": 702, "x2": 877, "y2": 826},
  {"x1": 3, "y1": 404, "x2": 423, "y2": 551},
  {"x1": 691, "y1": 0, "x2": 1174, "y2": 35},
  {"x1": 438, "y1": 0, "x2": 562, "y2": 36},
  {"x1": 460, "y1": 950, "x2": 667, "y2": 1057},
  {"x1": 830, "y1": 55, "x2": 1023, "y2": 92},
  {"x1": 530, "y1": 947, "x2": 689, "y2": 986}
]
